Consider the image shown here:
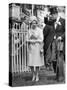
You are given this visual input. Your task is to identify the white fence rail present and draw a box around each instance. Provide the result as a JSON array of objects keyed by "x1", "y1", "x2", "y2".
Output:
[
  {"x1": 11, "y1": 30, "x2": 31, "y2": 73},
  {"x1": 10, "y1": 23, "x2": 31, "y2": 73}
]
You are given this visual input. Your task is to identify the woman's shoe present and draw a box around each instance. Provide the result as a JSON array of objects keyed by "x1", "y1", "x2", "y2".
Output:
[
  {"x1": 32, "y1": 75, "x2": 35, "y2": 81},
  {"x1": 35, "y1": 76, "x2": 39, "y2": 82}
]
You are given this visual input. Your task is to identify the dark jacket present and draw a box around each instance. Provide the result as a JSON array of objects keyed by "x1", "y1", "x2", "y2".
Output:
[
  {"x1": 43, "y1": 17, "x2": 65, "y2": 55},
  {"x1": 43, "y1": 25, "x2": 55, "y2": 54},
  {"x1": 53, "y1": 17, "x2": 65, "y2": 38}
]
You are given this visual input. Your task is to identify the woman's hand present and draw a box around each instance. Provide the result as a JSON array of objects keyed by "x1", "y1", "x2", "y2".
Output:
[{"x1": 26, "y1": 40, "x2": 36, "y2": 43}]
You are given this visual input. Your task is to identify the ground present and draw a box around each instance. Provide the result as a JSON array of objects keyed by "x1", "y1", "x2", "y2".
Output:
[{"x1": 12, "y1": 67, "x2": 65, "y2": 87}]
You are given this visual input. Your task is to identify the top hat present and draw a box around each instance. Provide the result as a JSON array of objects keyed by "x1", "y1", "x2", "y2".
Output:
[{"x1": 49, "y1": 7, "x2": 58, "y2": 15}]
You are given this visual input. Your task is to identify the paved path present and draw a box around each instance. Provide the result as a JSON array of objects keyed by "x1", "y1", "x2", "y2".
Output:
[{"x1": 12, "y1": 68, "x2": 65, "y2": 87}]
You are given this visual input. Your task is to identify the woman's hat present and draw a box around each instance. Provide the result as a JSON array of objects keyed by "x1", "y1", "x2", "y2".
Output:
[{"x1": 29, "y1": 16, "x2": 37, "y2": 24}]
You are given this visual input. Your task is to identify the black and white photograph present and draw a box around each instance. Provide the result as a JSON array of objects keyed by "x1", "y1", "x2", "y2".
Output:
[{"x1": 9, "y1": 3, "x2": 65, "y2": 87}]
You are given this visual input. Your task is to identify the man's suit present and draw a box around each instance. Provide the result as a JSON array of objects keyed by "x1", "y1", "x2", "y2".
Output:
[
  {"x1": 43, "y1": 24, "x2": 55, "y2": 66},
  {"x1": 43, "y1": 17, "x2": 65, "y2": 71},
  {"x1": 53, "y1": 17, "x2": 65, "y2": 38}
]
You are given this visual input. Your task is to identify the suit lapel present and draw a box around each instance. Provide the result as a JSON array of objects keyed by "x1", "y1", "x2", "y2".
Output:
[
  {"x1": 55, "y1": 17, "x2": 61, "y2": 30},
  {"x1": 53, "y1": 17, "x2": 62, "y2": 30}
]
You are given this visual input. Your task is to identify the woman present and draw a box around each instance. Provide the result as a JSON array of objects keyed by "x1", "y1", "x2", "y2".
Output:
[{"x1": 27, "y1": 16, "x2": 44, "y2": 81}]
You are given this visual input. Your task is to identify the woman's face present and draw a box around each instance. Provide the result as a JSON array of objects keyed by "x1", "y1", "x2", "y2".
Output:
[{"x1": 31, "y1": 20, "x2": 37, "y2": 29}]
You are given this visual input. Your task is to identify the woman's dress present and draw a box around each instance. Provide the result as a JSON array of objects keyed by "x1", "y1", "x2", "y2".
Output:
[{"x1": 27, "y1": 27, "x2": 44, "y2": 67}]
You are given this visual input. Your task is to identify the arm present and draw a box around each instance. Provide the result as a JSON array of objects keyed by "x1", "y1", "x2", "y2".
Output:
[{"x1": 43, "y1": 25, "x2": 49, "y2": 39}]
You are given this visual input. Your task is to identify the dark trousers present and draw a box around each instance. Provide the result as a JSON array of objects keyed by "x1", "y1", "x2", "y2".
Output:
[
  {"x1": 52, "y1": 61, "x2": 57, "y2": 73},
  {"x1": 56, "y1": 52, "x2": 65, "y2": 81}
]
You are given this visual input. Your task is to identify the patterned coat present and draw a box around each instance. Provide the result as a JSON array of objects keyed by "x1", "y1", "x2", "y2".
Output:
[{"x1": 27, "y1": 27, "x2": 44, "y2": 67}]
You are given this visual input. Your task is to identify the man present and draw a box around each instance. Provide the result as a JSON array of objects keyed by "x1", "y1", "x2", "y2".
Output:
[
  {"x1": 43, "y1": 17, "x2": 55, "y2": 68},
  {"x1": 50, "y1": 7, "x2": 65, "y2": 81},
  {"x1": 43, "y1": 7, "x2": 56, "y2": 69},
  {"x1": 43, "y1": 7, "x2": 65, "y2": 81}
]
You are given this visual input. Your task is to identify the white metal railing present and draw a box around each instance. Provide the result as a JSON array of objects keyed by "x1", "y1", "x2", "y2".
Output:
[{"x1": 11, "y1": 24, "x2": 31, "y2": 73}]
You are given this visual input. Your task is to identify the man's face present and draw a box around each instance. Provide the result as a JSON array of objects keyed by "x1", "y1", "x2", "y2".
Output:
[{"x1": 53, "y1": 13, "x2": 58, "y2": 20}]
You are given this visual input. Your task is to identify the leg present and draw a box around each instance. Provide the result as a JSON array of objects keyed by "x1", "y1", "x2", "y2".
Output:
[
  {"x1": 44, "y1": 54, "x2": 47, "y2": 68},
  {"x1": 49, "y1": 61, "x2": 53, "y2": 71},
  {"x1": 43, "y1": 48, "x2": 47, "y2": 68},
  {"x1": 30, "y1": 66, "x2": 35, "y2": 81},
  {"x1": 52, "y1": 61, "x2": 57, "y2": 73},
  {"x1": 35, "y1": 66, "x2": 39, "y2": 81},
  {"x1": 56, "y1": 53, "x2": 65, "y2": 81}
]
